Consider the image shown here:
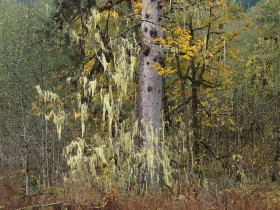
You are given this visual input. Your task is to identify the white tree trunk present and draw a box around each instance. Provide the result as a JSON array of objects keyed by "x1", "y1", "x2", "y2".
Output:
[{"x1": 137, "y1": 0, "x2": 164, "y2": 190}]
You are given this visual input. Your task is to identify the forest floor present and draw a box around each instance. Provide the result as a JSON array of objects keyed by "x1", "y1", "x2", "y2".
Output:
[
  {"x1": 1, "y1": 186, "x2": 280, "y2": 210},
  {"x1": 1, "y1": 169, "x2": 280, "y2": 209}
]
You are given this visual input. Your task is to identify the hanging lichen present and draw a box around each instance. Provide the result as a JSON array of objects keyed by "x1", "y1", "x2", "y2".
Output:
[
  {"x1": 53, "y1": 110, "x2": 66, "y2": 141},
  {"x1": 80, "y1": 103, "x2": 88, "y2": 138},
  {"x1": 35, "y1": 4, "x2": 176, "y2": 193},
  {"x1": 88, "y1": 79, "x2": 97, "y2": 97},
  {"x1": 35, "y1": 85, "x2": 66, "y2": 141}
]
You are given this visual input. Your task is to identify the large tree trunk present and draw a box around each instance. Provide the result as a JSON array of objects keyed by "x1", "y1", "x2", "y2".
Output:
[{"x1": 137, "y1": 0, "x2": 164, "y2": 190}]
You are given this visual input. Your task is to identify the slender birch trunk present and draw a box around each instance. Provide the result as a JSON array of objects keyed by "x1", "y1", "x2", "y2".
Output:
[{"x1": 20, "y1": 96, "x2": 29, "y2": 195}]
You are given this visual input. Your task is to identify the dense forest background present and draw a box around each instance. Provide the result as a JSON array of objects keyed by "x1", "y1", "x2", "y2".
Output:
[{"x1": 0, "y1": 0, "x2": 279, "y2": 209}]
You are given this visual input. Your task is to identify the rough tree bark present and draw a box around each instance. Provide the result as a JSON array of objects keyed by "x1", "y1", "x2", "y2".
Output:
[{"x1": 137, "y1": 0, "x2": 165, "y2": 190}]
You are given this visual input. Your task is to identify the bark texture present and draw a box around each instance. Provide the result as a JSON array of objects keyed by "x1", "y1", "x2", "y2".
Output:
[
  {"x1": 138, "y1": 0, "x2": 164, "y2": 144},
  {"x1": 137, "y1": 0, "x2": 164, "y2": 190}
]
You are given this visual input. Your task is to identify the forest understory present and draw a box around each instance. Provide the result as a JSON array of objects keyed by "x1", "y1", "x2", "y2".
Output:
[{"x1": 1, "y1": 167, "x2": 280, "y2": 209}]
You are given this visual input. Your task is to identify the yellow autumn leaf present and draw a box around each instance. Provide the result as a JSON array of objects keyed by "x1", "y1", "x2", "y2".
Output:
[{"x1": 56, "y1": 85, "x2": 62, "y2": 91}]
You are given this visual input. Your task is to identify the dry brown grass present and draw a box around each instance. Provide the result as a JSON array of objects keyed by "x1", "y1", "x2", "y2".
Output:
[
  {"x1": 57, "y1": 178, "x2": 278, "y2": 210},
  {"x1": 1, "y1": 169, "x2": 279, "y2": 210}
]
